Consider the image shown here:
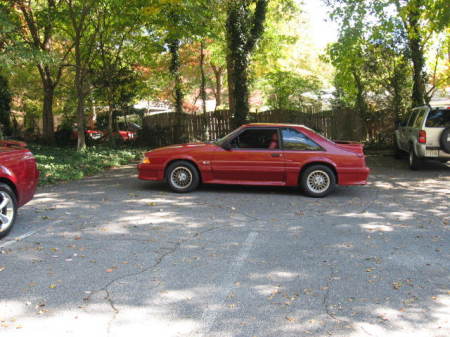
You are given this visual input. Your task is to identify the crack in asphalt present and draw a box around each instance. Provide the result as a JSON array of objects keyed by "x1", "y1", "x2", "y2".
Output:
[
  {"x1": 83, "y1": 225, "x2": 225, "y2": 334},
  {"x1": 322, "y1": 263, "x2": 340, "y2": 323}
]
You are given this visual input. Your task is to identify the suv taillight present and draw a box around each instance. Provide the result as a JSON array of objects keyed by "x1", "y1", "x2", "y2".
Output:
[{"x1": 418, "y1": 130, "x2": 426, "y2": 144}]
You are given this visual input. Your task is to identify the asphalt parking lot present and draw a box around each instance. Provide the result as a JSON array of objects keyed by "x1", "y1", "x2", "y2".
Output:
[{"x1": 1, "y1": 156, "x2": 449, "y2": 337}]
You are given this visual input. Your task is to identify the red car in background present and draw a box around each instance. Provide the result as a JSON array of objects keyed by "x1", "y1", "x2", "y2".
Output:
[
  {"x1": 74, "y1": 122, "x2": 140, "y2": 142},
  {"x1": 0, "y1": 140, "x2": 39, "y2": 238},
  {"x1": 138, "y1": 123, "x2": 370, "y2": 197}
]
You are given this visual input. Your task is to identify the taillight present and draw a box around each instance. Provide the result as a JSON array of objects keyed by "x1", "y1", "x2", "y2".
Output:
[{"x1": 418, "y1": 130, "x2": 426, "y2": 144}]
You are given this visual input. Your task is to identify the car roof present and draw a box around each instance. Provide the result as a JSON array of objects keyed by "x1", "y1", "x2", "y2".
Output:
[{"x1": 243, "y1": 123, "x2": 307, "y2": 128}]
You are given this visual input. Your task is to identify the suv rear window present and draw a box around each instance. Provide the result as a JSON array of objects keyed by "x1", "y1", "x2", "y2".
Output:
[{"x1": 425, "y1": 109, "x2": 450, "y2": 127}]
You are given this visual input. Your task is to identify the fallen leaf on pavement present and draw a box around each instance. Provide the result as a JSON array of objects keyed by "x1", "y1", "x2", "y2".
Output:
[{"x1": 392, "y1": 281, "x2": 403, "y2": 290}]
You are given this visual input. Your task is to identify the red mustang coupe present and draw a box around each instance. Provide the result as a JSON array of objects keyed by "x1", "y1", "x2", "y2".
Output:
[
  {"x1": 0, "y1": 140, "x2": 39, "y2": 238},
  {"x1": 138, "y1": 124, "x2": 370, "y2": 197}
]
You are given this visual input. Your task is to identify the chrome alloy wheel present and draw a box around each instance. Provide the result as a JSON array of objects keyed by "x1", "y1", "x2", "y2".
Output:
[
  {"x1": 306, "y1": 170, "x2": 331, "y2": 194},
  {"x1": 170, "y1": 166, "x2": 193, "y2": 189},
  {"x1": 0, "y1": 191, "x2": 14, "y2": 233}
]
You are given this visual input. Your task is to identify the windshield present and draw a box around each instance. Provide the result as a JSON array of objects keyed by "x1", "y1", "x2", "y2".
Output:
[{"x1": 214, "y1": 128, "x2": 242, "y2": 146}]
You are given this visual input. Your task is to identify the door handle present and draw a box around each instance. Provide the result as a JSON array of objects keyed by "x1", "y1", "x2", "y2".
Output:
[{"x1": 271, "y1": 153, "x2": 281, "y2": 157}]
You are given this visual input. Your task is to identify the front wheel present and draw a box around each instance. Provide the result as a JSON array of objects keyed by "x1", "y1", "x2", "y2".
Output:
[
  {"x1": 166, "y1": 161, "x2": 200, "y2": 193},
  {"x1": 301, "y1": 165, "x2": 336, "y2": 198},
  {"x1": 409, "y1": 148, "x2": 422, "y2": 170},
  {"x1": 394, "y1": 140, "x2": 402, "y2": 159},
  {"x1": 0, "y1": 183, "x2": 17, "y2": 239}
]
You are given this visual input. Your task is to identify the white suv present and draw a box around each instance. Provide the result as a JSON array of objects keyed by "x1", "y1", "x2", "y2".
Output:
[{"x1": 394, "y1": 105, "x2": 450, "y2": 170}]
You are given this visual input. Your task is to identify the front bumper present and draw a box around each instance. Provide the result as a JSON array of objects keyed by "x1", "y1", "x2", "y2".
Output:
[{"x1": 137, "y1": 163, "x2": 164, "y2": 181}]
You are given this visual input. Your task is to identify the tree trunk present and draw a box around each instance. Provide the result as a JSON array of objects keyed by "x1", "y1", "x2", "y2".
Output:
[
  {"x1": 226, "y1": 53, "x2": 235, "y2": 116},
  {"x1": 168, "y1": 39, "x2": 183, "y2": 114},
  {"x1": 353, "y1": 70, "x2": 369, "y2": 140},
  {"x1": 200, "y1": 41, "x2": 207, "y2": 114},
  {"x1": 107, "y1": 102, "x2": 114, "y2": 145},
  {"x1": 211, "y1": 63, "x2": 223, "y2": 109},
  {"x1": 168, "y1": 38, "x2": 184, "y2": 143},
  {"x1": 226, "y1": 0, "x2": 268, "y2": 128},
  {"x1": 75, "y1": 82, "x2": 86, "y2": 151},
  {"x1": 0, "y1": 74, "x2": 12, "y2": 137},
  {"x1": 409, "y1": 37, "x2": 426, "y2": 107},
  {"x1": 232, "y1": 56, "x2": 250, "y2": 128},
  {"x1": 74, "y1": 35, "x2": 86, "y2": 151},
  {"x1": 403, "y1": 1, "x2": 426, "y2": 107},
  {"x1": 42, "y1": 85, "x2": 55, "y2": 143},
  {"x1": 391, "y1": 65, "x2": 405, "y2": 124}
]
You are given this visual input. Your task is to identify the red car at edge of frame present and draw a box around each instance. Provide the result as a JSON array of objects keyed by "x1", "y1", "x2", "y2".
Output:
[
  {"x1": 138, "y1": 123, "x2": 370, "y2": 197},
  {"x1": 0, "y1": 140, "x2": 39, "y2": 238}
]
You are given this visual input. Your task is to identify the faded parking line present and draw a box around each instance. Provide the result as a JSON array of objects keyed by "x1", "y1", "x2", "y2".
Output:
[{"x1": 198, "y1": 231, "x2": 258, "y2": 336}]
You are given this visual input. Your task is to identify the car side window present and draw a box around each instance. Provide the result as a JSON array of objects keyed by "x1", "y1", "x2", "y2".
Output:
[
  {"x1": 407, "y1": 109, "x2": 419, "y2": 127},
  {"x1": 425, "y1": 109, "x2": 450, "y2": 127},
  {"x1": 281, "y1": 128, "x2": 322, "y2": 151},
  {"x1": 413, "y1": 109, "x2": 427, "y2": 128},
  {"x1": 230, "y1": 128, "x2": 279, "y2": 149}
]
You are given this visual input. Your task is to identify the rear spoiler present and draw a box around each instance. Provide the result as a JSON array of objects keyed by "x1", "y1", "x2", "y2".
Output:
[
  {"x1": 0, "y1": 140, "x2": 28, "y2": 148},
  {"x1": 333, "y1": 140, "x2": 365, "y2": 157}
]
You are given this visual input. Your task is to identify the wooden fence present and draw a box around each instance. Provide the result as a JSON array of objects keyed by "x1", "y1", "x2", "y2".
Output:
[{"x1": 142, "y1": 107, "x2": 390, "y2": 147}]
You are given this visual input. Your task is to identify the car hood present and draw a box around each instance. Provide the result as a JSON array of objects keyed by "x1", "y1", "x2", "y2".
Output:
[{"x1": 147, "y1": 142, "x2": 217, "y2": 155}]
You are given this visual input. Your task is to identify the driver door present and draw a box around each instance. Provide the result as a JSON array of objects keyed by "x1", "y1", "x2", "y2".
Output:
[{"x1": 211, "y1": 127, "x2": 286, "y2": 184}]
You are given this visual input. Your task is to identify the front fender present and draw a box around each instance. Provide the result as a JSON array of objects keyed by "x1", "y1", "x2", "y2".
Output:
[
  {"x1": 162, "y1": 155, "x2": 209, "y2": 181},
  {"x1": 0, "y1": 165, "x2": 18, "y2": 185}
]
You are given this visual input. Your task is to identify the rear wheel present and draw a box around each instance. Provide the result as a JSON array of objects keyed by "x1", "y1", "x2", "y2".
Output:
[
  {"x1": 166, "y1": 161, "x2": 200, "y2": 193},
  {"x1": 301, "y1": 165, "x2": 336, "y2": 198},
  {"x1": 0, "y1": 183, "x2": 17, "y2": 239},
  {"x1": 394, "y1": 140, "x2": 402, "y2": 159},
  {"x1": 409, "y1": 148, "x2": 422, "y2": 170}
]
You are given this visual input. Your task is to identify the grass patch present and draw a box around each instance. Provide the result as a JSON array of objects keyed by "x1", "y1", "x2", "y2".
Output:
[{"x1": 29, "y1": 145, "x2": 145, "y2": 185}]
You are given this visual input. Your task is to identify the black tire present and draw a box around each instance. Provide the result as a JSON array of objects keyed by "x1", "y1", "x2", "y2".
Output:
[
  {"x1": 409, "y1": 147, "x2": 422, "y2": 170},
  {"x1": 166, "y1": 161, "x2": 200, "y2": 193},
  {"x1": 0, "y1": 183, "x2": 17, "y2": 239},
  {"x1": 300, "y1": 165, "x2": 336, "y2": 198},
  {"x1": 394, "y1": 140, "x2": 402, "y2": 159},
  {"x1": 440, "y1": 127, "x2": 450, "y2": 154}
]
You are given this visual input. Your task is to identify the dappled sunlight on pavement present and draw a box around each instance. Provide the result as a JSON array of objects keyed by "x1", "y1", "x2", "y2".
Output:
[{"x1": 0, "y1": 159, "x2": 449, "y2": 336}]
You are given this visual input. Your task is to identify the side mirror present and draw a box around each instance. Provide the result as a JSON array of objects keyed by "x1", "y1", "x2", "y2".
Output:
[{"x1": 221, "y1": 142, "x2": 232, "y2": 150}]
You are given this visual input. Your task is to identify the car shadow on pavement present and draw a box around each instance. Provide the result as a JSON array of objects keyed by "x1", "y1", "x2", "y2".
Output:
[{"x1": 0, "y1": 158, "x2": 449, "y2": 336}]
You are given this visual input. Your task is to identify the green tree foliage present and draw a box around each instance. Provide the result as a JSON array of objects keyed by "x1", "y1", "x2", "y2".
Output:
[
  {"x1": 265, "y1": 70, "x2": 320, "y2": 110},
  {"x1": 326, "y1": 0, "x2": 449, "y2": 110},
  {"x1": 1, "y1": 0, "x2": 73, "y2": 143}
]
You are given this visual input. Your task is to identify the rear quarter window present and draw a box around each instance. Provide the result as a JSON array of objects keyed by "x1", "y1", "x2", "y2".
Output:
[
  {"x1": 281, "y1": 128, "x2": 322, "y2": 151},
  {"x1": 407, "y1": 109, "x2": 420, "y2": 127},
  {"x1": 413, "y1": 109, "x2": 427, "y2": 128},
  {"x1": 425, "y1": 109, "x2": 450, "y2": 127}
]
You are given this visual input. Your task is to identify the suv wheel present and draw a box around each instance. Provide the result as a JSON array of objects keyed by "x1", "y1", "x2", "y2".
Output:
[
  {"x1": 409, "y1": 148, "x2": 422, "y2": 170},
  {"x1": 440, "y1": 127, "x2": 450, "y2": 154}
]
